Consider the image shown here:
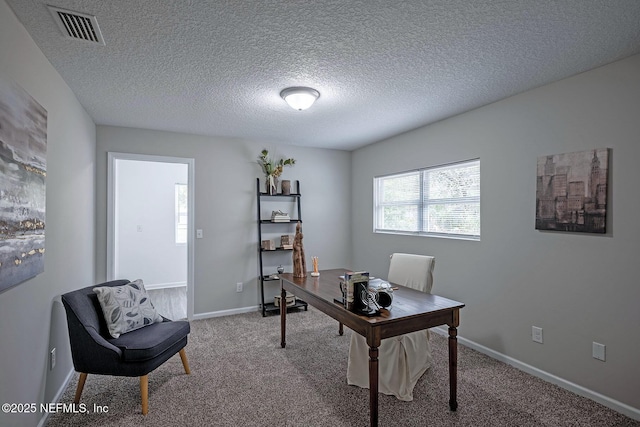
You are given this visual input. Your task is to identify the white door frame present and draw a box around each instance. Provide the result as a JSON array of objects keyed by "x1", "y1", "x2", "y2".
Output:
[{"x1": 107, "y1": 152, "x2": 195, "y2": 320}]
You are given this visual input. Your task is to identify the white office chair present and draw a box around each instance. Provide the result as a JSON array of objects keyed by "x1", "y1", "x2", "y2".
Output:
[{"x1": 346, "y1": 253, "x2": 435, "y2": 401}]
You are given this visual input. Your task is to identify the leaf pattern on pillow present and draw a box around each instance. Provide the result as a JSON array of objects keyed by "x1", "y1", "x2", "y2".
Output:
[
  {"x1": 110, "y1": 306, "x2": 121, "y2": 324},
  {"x1": 94, "y1": 279, "x2": 163, "y2": 338}
]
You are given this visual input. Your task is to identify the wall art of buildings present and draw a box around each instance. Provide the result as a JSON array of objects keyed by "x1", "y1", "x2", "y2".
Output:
[{"x1": 536, "y1": 148, "x2": 608, "y2": 233}]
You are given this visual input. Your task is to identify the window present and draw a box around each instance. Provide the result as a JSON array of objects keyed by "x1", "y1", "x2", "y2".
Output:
[
  {"x1": 374, "y1": 159, "x2": 480, "y2": 239},
  {"x1": 175, "y1": 183, "x2": 188, "y2": 244}
]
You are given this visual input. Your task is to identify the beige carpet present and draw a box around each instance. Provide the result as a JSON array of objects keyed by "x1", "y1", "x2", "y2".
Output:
[{"x1": 46, "y1": 307, "x2": 638, "y2": 426}]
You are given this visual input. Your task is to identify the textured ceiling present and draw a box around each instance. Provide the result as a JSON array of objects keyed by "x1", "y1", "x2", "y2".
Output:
[{"x1": 6, "y1": 0, "x2": 640, "y2": 151}]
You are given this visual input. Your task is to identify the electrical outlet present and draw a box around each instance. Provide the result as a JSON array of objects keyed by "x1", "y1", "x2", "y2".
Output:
[
  {"x1": 532, "y1": 326, "x2": 543, "y2": 343},
  {"x1": 236, "y1": 282, "x2": 243, "y2": 292},
  {"x1": 50, "y1": 348, "x2": 56, "y2": 370},
  {"x1": 593, "y1": 342, "x2": 606, "y2": 361}
]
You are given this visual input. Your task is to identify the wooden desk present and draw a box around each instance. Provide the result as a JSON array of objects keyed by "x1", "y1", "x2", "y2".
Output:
[{"x1": 279, "y1": 269, "x2": 465, "y2": 427}]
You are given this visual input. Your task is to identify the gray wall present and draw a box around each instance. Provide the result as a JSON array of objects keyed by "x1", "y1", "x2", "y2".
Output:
[
  {"x1": 95, "y1": 126, "x2": 352, "y2": 315},
  {"x1": 0, "y1": 2, "x2": 97, "y2": 426},
  {"x1": 351, "y1": 54, "x2": 640, "y2": 412},
  {"x1": 3, "y1": 0, "x2": 638, "y2": 422}
]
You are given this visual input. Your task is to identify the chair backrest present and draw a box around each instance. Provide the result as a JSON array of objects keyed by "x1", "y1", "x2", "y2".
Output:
[
  {"x1": 62, "y1": 279, "x2": 130, "y2": 337},
  {"x1": 387, "y1": 253, "x2": 435, "y2": 293}
]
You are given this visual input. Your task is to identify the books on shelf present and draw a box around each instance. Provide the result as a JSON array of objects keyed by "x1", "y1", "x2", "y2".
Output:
[{"x1": 280, "y1": 244, "x2": 293, "y2": 250}]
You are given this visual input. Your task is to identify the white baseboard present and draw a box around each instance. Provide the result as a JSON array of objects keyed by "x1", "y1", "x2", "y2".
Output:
[
  {"x1": 192, "y1": 305, "x2": 259, "y2": 320},
  {"x1": 145, "y1": 281, "x2": 187, "y2": 290},
  {"x1": 431, "y1": 326, "x2": 640, "y2": 421},
  {"x1": 37, "y1": 368, "x2": 76, "y2": 427}
]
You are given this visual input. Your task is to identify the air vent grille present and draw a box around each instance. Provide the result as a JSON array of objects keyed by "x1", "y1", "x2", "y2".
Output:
[{"x1": 48, "y1": 5, "x2": 105, "y2": 44}]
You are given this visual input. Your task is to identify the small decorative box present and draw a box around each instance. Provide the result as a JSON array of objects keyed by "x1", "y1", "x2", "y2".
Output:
[
  {"x1": 280, "y1": 235, "x2": 292, "y2": 246},
  {"x1": 274, "y1": 292, "x2": 296, "y2": 307},
  {"x1": 261, "y1": 240, "x2": 275, "y2": 250}
]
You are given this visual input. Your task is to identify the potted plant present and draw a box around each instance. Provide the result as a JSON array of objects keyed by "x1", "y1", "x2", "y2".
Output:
[{"x1": 257, "y1": 149, "x2": 295, "y2": 194}]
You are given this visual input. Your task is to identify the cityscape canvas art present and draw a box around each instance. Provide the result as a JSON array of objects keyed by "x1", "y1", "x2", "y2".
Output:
[
  {"x1": 0, "y1": 77, "x2": 47, "y2": 292},
  {"x1": 536, "y1": 148, "x2": 608, "y2": 233}
]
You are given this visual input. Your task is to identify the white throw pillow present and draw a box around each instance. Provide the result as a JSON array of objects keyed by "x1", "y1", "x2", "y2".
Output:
[{"x1": 93, "y1": 279, "x2": 163, "y2": 338}]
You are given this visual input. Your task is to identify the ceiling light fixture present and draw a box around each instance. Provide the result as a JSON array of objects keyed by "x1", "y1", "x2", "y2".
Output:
[{"x1": 280, "y1": 87, "x2": 320, "y2": 111}]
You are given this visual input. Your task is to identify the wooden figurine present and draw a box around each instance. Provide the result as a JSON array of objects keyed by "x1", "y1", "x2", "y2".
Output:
[{"x1": 292, "y1": 221, "x2": 306, "y2": 278}]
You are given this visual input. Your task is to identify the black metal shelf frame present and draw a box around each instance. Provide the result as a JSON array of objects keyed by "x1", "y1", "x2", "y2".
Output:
[{"x1": 256, "y1": 178, "x2": 308, "y2": 316}]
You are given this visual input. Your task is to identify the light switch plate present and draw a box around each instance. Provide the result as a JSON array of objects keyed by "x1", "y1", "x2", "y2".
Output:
[{"x1": 593, "y1": 342, "x2": 606, "y2": 361}]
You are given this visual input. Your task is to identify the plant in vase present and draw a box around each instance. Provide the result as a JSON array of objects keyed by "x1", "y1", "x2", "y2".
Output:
[{"x1": 257, "y1": 149, "x2": 295, "y2": 194}]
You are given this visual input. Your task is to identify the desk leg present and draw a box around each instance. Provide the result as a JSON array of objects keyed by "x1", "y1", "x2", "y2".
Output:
[
  {"x1": 369, "y1": 345, "x2": 379, "y2": 427},
  {"x1": 338, "y1": 322, "x2": 344, "y2": 336},
  {"x1": 448, "y1": 325, "x2": 458, "y2": 411},
  {"x1": 280, "y1": 285, "x2": 286, "y2": 348}
]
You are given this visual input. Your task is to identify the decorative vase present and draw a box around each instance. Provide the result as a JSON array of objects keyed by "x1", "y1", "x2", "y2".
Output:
[
  {"x1": 277, "y1": 265, "x2": 285, "y2": 274},
  {"x1": 281, "y1": 180, "x2": 291, "y2": 195},
  {"x1": 266, "y1": 175, "x2": 278, "y2": 195}
]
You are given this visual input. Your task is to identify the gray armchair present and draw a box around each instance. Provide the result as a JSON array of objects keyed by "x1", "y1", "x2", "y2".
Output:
[{"x1": 61, "y1": 279, "x2": 191, "y2": 415}]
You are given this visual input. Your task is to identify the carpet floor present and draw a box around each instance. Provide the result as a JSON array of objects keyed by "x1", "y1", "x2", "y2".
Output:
[{"x1": 46, "y1": 307, "x2": 638, "y2": 426}]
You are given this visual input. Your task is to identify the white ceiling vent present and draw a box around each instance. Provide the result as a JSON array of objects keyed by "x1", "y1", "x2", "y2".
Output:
[{"x1": 48, "y1": 5, "x2": 105, "y2": 45}]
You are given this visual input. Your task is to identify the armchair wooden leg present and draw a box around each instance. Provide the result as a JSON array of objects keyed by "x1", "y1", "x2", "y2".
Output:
[
  {"x1": 74, "y1": 373, "x2": 88, "y2": 404},
  {"x1": 179, "y1": 348, "x2": 191, "y2": 374},
  {"x1": 140, "y1": 375, "x2": 149, "y2": 415}
]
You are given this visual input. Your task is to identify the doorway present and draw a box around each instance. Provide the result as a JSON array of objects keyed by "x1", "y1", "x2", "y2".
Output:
[{"x1": 107, "y1": 152, "x2": 194, "y2": 320}]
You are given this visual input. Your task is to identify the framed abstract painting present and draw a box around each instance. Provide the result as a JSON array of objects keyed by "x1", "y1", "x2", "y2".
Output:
[{"x1": 0, "y1": 77, "x2": 47, "y2": 293}]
